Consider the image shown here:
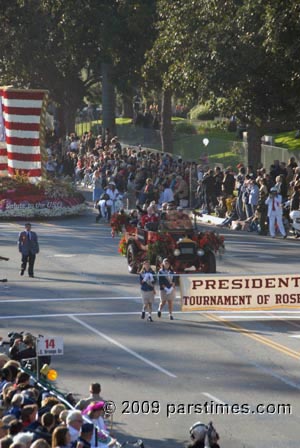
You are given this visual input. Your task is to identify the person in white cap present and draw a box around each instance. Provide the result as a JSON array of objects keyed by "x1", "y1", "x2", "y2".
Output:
[
  {"x1": 265, "y1": 187, "x2": 287, "y2": 238},
  {"x1": 157, "y1": 258, "x2": 176, "y2": 320},
  {"x1": 105, "y1": 181, "x2": 120, "y2": 220}
]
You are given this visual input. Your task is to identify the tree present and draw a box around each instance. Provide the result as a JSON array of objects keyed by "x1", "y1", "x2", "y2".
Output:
[
  {"x1": 160, "y1": 89, "x2": 173, "y2": 153},
  {"x1": 97, "y1": 0, "x2": 157, "y2": 133},
  {"x1": 0, "y1": 0, "x2": 103, "y2": 135},
  {"x1": 0, "y1": 0, "x2": 157, "y2": 137},
  {"x1": 143, "y1": 0, "x2": 178, "y2": 153},
  {"x1": 145, "y1": 0, "x2": 300, "y2": 168}
]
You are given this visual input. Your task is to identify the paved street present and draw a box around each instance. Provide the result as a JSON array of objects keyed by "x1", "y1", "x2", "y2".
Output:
[{"x1": 1, "y1": 209, "x2": 300, "y2": 448}]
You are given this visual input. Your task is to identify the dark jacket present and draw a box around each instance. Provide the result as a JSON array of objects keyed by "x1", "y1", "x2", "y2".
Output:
[
  {"x1": 9, "y1": 344, "x2": 36, "y2": 361},
  {"x1": 223, "y1": 173, "x2": 235, "y2": 195},
  {"x1": 18, "y1": 231, "x2": 39, "y2": 255},
  {"x1": 75, "y1": 436, "x2": 91, "y2": 448},
  {"x1": 291, "y1": 191, "x2": 300, "y2": 211},
  {"x1": 202, "y1": 175, "x2": 216, "y2": 194},
  {"x1": 158, "y1": 269, "x2": 174, "y2": 290},
  {"x1": 140, "y1": 269, "x2": 156, "y2": 291}
]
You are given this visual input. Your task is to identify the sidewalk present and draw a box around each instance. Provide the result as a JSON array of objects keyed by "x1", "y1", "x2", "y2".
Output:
[{"x1": 193, "y1": 212, "x2": 225, "y2": 226}]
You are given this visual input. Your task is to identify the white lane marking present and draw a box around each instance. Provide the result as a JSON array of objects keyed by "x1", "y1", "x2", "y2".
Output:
[
  {"x1": 0, "y1": 312, "x2": 141, "y2": 320},
  {"x1": 0, "y1": 296, "x2": 149, "y2": 304},
  {"x1": 1, "y1": 295, "x2": 299, "y2": 314},
  {"x1": 2, "y1": 311, "x2": 300, "y2": 320},
  {"x1": 232, "y1": 254, "x2": 276, "y2": 258},
  {"x1": 232, "y1": 255, "x2": 276, "y2": 259},
  {"x1": 220, "y1": 315, "x2": 300, "y2": 320},
  {"x1": 219, "y1": 310, "x2": 300, "y2": 314},
  {"x1": 205, "y1": 359, "x2": 300, "y2": 396},
  {"x1": 0, "y1": 310, "x2": 188, "y2": 319},
  {"x1": 257, "y1": 255, "x2": 276, "y2": 259},
  {"x1": 202, "y1": 392, "x2": 226, "y2": 405},
  {"x1": 0, "y1": 225, "x2": 111, "y2": 232},
  {"x1": 288, "y1": 335, "x2": 300, "y2": 338},
  {"x1": 251, "y1": 361, "x2": 300, "y2": 391},
  {"x1": 225, "y1": 240, "x2": 299, "y2": 247},
  {"x1": 70, "y1": 315, "x2": 177, "y2": 379},
  {"x1": 51, "y1": 254, "x2": 77, "y2": 258}
]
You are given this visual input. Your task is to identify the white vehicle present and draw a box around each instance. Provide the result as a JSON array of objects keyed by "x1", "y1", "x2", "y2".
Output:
[{"x1": 290, "y1": 209, "x2": 300, "y2": 238}]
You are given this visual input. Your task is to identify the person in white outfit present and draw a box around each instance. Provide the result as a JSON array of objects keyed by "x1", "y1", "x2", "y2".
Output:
[
  {"x1": 265, "y1": 187, "x2": 287, "y2": 238},
  {"x1": 105, "y1": 181, "x2": 120, "y2": 221}
]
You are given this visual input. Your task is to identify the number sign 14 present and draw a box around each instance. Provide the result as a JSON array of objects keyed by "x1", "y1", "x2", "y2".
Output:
[{"x1": 37, "y1": 336, "x2": 64, "y2": 356}]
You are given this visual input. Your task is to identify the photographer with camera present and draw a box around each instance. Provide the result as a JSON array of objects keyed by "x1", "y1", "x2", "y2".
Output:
[
  {"x1": 1, "y1": 332, "x2": 51, "y2": 376},
  {"x1": 265, "y1": 187, "x2": 287, "y2": 239},
  {"x1": 188, "y1": 421, "x2": 220, "y2": 448},
  {"x1": 9, "y1": 333, "x2": 36, "y2": 363}
]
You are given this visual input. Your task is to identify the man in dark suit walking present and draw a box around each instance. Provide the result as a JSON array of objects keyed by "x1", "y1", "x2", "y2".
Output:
[{"x1": 18, "y1": 223, "x2": 39, "y2": 278}]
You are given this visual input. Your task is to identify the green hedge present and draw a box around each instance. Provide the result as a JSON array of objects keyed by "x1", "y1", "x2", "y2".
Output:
[
  {"x1": 189, "y1": 103, "x2": 216, "y2": 121},
  {"x1": 173, "y1": 121, "x2": 197, "y2": 135}
]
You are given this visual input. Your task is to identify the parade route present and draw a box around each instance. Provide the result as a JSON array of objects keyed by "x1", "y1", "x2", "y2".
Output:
[{"x1": 1, "y1": 215, "x2": 300, "y2": 447}]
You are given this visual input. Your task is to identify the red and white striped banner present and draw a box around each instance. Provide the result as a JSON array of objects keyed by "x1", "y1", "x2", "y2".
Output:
[{"x1": 0, "y1": 87, "x2": 48, "y2": 181}]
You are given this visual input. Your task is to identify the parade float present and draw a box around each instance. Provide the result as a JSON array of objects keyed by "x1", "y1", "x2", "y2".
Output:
[
  {"x1": 0, "y1": 86, "x2": 85, "y2": 218},
  {"x1": 111, "y1": 210, "x2": 225, "y2": 274},
  {"x1": 0, "y1": 175, "x2": 86, "y2": 219}
]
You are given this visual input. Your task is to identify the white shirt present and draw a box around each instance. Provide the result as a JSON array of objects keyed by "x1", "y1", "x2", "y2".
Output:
[
  {"x1": 106, "y1": 188, "x2": 119, "y2": 201},
  {"x1": 70, "y1": 140, "x2": 79, "y2": 151},
  {"x1": 265, "y1": 194, "x2": 283, "y2": 216}
]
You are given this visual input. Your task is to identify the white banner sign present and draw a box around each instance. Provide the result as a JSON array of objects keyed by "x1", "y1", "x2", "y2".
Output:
[
  {"x1": 180, "y1": 274, "x2": 300, "y2": 311},
  {"x1": 37, "y1": 336, "x2": 64, "y2": 356}
]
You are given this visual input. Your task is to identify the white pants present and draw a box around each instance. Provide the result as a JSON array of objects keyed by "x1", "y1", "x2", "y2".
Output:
[
  {"x1": 268, "y1": 213, "x2": 286, "y2": 237},
  {"x1": 99, "y1": 200, "x2": 107, "y2": 219}
]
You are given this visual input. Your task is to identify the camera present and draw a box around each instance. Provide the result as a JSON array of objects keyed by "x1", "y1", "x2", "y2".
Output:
[
  {"x1": 6, "y1": 331, "x2": 51, "y2": 371},
  {"x1": 8, "y1": 331, "x2": 24, "y2": 346}
]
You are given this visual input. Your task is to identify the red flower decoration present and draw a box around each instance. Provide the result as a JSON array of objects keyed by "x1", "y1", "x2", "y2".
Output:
[
  {"x1": 110, "y1": 212, "x2": 129, "y2": 236},
  {"x1": 197, "y1": 231, "x2": 225, "y2": 253}
]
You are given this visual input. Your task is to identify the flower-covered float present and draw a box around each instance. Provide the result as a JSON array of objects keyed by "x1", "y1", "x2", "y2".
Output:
[
  {"x1": 0, "y1": 174, "x2": 86, "y2": 219},
  {"x1": 111, "y1": 209, "x2": 224, "y2": 274},
  {"x1": 0, "y1": 86, "x2": 86, "y2": 218}
]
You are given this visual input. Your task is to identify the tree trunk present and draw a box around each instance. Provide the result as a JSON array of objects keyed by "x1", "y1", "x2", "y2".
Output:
[
  {"x1": 160, "y1": 89, "x2": 173, "y2": 153},
  {"x1": 56, "y1": 106, "x2": 66, "y2": 138},
  {"x1": 102, "y1": 62, "x2": 116, "y2": 136},
  {"x1": 56, "y1": 87, "x2": 81, "y2": 138},
  {"x1": 121, "y1": 93, "x2": 134, "y2": 118},
  {"x1": 55, "y1": 103, "x2": 76, "y2": 137},
  {"x1": 64, "y1": 105, "x2": 77, "y2": 135},
  {"x1": 247, "y1": 125, "x2": 262, "y2": 170}
]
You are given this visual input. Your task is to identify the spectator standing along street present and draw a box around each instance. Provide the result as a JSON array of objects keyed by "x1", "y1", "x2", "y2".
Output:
[
  {"x1": 92, "y1": 170, "x2": 103, "y2": 208},
  {"x1": 75, "y1": 383, "x2": 103, "y2": 411},
  {"x1": 18, "y1": 223, "x2": 39, "y2": 278},
  {"x1": 265, "y1": 188, "x2": 287, "y2": 238},
  {"x1": 202, "y1": 170, "x2": 216, "y2": 214}
]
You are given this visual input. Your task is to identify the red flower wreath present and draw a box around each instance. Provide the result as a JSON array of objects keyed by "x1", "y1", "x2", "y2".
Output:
[
  {"x1": 196, "y1": 231, "x2": 225, "y2": 253},
  {"x1": 110, "y1": 212, "x2": 129, "y2": 237}
]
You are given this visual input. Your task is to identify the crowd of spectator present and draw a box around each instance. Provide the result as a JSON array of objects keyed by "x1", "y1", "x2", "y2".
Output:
[
  {"x1": 44, "y1": 130, "x2": 300, "y2": 237},
  {"x1": 207, "y1": 158, "x2": 300, "y2": 235},
  {"x1": 0, "y1": 345, "x2": 119, "y2": 448},
  {"x1": 45, "y1": 131, "x2": 195, "y2": 212},
  {"x1": 1, "y1": 348, "x2": 220, "y2": 448}
]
